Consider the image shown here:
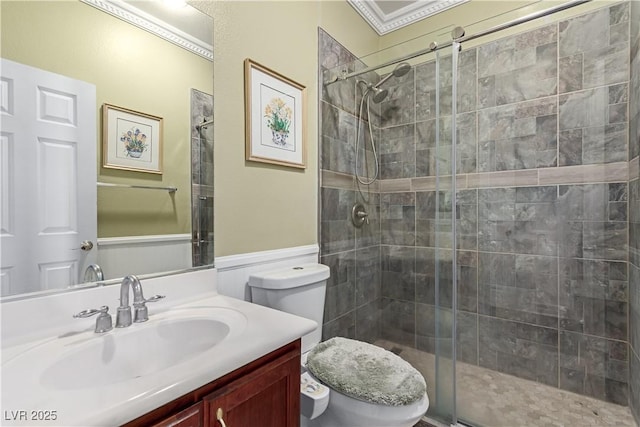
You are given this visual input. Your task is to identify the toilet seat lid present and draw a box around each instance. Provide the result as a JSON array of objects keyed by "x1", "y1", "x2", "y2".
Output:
[{"x1": 306, "y1": 337, "x2": 426, "y2": 406}]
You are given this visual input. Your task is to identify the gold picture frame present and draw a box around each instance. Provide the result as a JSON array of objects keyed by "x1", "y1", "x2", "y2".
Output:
[
  {"x1": 244, "y1": 59, "x2": 306, "y2": 169},
  {"x1": 102, "y1": 103, "x2": 163, "y2": 174}
]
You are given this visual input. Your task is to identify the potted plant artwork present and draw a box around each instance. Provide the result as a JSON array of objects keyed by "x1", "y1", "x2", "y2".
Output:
[
  {"x1": 244, "y1": 59, "x2": 306, "y2": 168},
  {"x1": 264, "y1": 98, "x2": 292, "y2": 146},
  {"x1": 103, "y1": 103, "x2": 163, "y2": 173},
  {"x1": 120, "y1": 127, "x2": 147, "y2": 158}
]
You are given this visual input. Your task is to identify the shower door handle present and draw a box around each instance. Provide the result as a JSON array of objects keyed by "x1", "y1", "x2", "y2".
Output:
[{"x1": 196, "y1": 195, "x2": 207, "y2": 247}]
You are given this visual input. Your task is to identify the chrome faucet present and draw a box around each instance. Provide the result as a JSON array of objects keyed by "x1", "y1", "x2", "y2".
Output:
[
  {"x1": 83, "y1": 263, "x2": 104, "y2": 283},
  {"x1": 115, "y1": 275, "x2": 165, "y2": 328}
]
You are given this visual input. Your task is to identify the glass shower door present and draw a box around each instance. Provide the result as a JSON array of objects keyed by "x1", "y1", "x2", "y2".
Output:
[{"x1": 420, "y1": 44, "x2": 459, "y2": 426}]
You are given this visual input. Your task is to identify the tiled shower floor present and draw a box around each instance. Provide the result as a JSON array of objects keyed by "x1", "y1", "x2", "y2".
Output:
[{"x1": 375, "y1": 340, "x2": 637, "y2": 427}]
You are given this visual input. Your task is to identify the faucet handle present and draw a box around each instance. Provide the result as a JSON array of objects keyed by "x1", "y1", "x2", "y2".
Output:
[
  {"x1": 145, "y1": 294, "x2": 165, "y2": 303},
  {"x1": 74, "y1": 305, "x2": 113, "y2": 333},
  {"x1": 74, "y1": 305, "x2": 109, "y2": 318},
  {"x1": 133, "y1": 295, "x2": 166, "y2": 323}
]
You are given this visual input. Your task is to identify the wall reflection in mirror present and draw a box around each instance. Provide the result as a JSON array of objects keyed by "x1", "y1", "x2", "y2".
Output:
[{"x1": 0, "y1": 0, "x2": 214, "y2": 299}]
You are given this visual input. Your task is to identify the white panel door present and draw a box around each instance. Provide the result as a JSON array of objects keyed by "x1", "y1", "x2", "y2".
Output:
[{"x1": 0, "y1": 59, "x2": 96, "y2": 296}]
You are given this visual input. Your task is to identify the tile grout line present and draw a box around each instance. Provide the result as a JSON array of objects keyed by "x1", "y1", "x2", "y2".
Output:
[
  {"x1": 627, "y1": 30, "x2": 633, "y2": 403},
  {"x1": 556, "y1": 16, "x2": 562, "y2": 391},
  {"x1": 475, "y1": 44, "x2": 481, "y2": 368},
  {"x1": 414, "y1": 53, "x2": 418, "y2": 351}
]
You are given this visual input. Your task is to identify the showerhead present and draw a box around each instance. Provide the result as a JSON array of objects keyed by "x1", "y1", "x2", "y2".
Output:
[
  {"x1": 355, "y1": 64, "x2": 411, "y2": 184},
  {"x1": 392, "y1": 62, "x2": 412, "y2": 78},
  {"x1": 373, "y1": 62, "x2": 412, "y2": 90},
  {"x1": 370, "y1": 87, "x2": 388, "y2": 104},
  {"x1": 357, "y1": 62, "x2": 412, "y2": 104}
]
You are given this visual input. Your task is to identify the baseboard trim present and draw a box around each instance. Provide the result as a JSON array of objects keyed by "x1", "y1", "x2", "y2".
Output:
[{"x1": 97, "y1": 234, "x2": 191, "y2": 246}]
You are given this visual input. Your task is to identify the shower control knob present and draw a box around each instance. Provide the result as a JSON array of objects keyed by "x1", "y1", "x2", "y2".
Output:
[
  {"x1": 351, "y1": 203, "x2": 369, "y2": 228},
  {"x1": 358, "y1": 211, "x2": 370, "y2": 225}
]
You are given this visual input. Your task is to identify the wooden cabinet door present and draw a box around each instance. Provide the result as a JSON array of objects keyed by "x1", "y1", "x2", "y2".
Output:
[{"x1": 204, "y1": 353, "x2": 300, "y2": 427}]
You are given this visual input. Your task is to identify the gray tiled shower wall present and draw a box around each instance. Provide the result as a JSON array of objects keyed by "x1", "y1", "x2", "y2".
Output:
[
  {"x1": 319, "y1": 28, "x2": 383, "y2": 344},
  {"x1": 319, "y1": 1, "x2": 637, "y2": 408}
]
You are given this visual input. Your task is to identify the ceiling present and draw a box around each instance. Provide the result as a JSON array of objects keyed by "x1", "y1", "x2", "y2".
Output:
[
  {"x1": 80, "y1": 0, "x2": 213, "y2": 60},
  {"x1": 347, "y1": 0, "x2": 470, "y2": 35},
  {"x1": 119, "y1": 0, "x2": 212, "y2": 45},
  {"x1": 95, "y1": 1, "x2": 465, "y2": 43}
]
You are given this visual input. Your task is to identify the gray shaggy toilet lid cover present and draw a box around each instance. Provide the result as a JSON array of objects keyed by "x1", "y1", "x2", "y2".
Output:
[{"x1": 306, "y1": 337, "x2": 427, "y2": 406}]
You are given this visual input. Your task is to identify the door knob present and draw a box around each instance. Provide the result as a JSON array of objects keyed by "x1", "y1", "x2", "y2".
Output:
[{"x1": 80, "y1": 240, "x2": 94, "y2": 251}]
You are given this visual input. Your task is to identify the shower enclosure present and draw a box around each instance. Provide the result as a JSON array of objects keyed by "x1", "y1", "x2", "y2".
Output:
[
  {"x1": 190, "y1": 89, "x2": 214, "y2": 267},
  {"x1": 319, "y1": 0, "x2": 639, "y2": 425}
]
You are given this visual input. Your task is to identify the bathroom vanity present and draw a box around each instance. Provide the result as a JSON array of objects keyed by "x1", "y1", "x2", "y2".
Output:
[
  {"x1": 125, "y1": 340, "x2": 300, "y2": 427},
  {"x1": 0, "y1": 269, "x2": 315, "y2": 426}
]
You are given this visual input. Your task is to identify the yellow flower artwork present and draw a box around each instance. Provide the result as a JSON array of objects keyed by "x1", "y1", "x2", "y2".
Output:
[{"x1": 264, "y1": 97, "x2": 293, "y2": 146}]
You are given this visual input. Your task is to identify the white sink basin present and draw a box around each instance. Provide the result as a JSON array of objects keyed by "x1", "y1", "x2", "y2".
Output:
[
  {"x1": 42, "y1": 317, "x2": 228, "y2": 390},
  {"x1": 4, "y1": 306, "x2": 247, "y2": 391}
]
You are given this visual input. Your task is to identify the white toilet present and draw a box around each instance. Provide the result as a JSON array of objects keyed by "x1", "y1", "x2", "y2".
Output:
[{"x1": 248, "y1": 263, "x2": 429, "y2": 427}]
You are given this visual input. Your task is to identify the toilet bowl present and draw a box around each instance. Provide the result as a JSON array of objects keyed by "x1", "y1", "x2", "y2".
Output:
[
  {"x1": 308, "y1": 382, "x2": 429, "y2": 427},
  {"x1": 248, "y1": 264, "x2": 429, "y2": 427}
]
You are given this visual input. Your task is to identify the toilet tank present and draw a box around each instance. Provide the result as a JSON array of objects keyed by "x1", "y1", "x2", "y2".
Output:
[{"x1": 248, "y1": 263, "x2": 329, "y2": 354}]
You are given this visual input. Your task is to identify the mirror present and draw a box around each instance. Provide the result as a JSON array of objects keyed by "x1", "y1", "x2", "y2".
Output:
[{"x1": 0, "y1": 0, "x2": 214, "y2": 299}]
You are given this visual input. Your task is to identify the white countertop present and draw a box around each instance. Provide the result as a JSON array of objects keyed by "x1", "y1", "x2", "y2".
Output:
[{"x1": 1, "y1": 272, "x2": 316, "y2": 426}]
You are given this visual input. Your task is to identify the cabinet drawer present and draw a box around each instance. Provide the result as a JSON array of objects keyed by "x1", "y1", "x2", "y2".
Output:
[{"x1": 152, "y1": 402, "x2": 203, "y2": 427}]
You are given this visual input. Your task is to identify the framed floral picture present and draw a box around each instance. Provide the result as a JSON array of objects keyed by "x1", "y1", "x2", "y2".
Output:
[
  {"x1": 244, "y1": 59, "x2": 306, "y2": 169},
  {"x1": 102, "y1": 103, "x2": 163, "y2": 174}
]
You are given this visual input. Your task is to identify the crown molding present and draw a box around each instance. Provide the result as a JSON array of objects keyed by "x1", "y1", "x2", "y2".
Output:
[
  {"x1": 348, "y1": 0, "x2": 469, "y2": 35},
  {"x1": 79, "y1": 0, "x2": 213, "y2": 62}
]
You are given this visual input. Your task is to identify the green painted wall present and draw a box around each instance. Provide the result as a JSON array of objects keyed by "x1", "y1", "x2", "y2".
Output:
[{"x1": 196, "y1": 0, "x2": 378, "y2": 256}]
